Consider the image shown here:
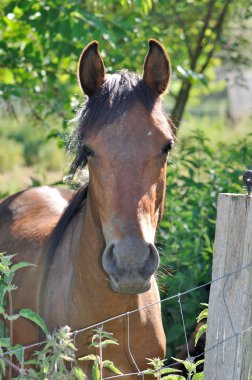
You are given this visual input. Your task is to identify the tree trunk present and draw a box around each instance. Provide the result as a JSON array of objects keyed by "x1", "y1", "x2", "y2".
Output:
[
  {"x1": 170, "y1": 79, "x2": 191, "y2": 128},
  {"x1": 171, "y1": 0, "x2": 230, "y2": 129}
]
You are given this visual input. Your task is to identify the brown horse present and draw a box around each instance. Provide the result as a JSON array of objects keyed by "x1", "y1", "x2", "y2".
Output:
[{"x1": 0, "y1": 39, "x2": 174, "y2": 378}]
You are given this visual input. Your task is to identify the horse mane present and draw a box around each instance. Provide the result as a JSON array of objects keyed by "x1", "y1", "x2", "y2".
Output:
[
  {"x1": 47, "y1": 185, "x2": 88, "y2": 263},
  {"x1": 48, "y1": 71, "x2": 173, "y2": 262}
]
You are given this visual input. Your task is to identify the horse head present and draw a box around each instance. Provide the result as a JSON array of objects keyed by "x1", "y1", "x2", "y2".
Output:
[{"x1": 72, "y1": 40, "x2": 174, "y2": 294}]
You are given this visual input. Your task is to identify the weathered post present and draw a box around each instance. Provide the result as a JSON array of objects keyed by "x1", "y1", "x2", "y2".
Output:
[{"x1": 204, "y1": 190, "x2": 252, "y2": 379}]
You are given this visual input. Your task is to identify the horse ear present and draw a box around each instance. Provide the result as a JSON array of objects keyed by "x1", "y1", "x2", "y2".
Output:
[
  {"x1": 143, "y1": 39, "x2": 171, "y2": 95},
  {"x1": 78, "y1": 41, "x2": 105, "y2": 96}
]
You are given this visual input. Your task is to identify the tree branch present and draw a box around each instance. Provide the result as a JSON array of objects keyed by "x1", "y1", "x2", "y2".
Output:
[
  {"x1": 190, "y1": 0, "x2": 216, "y2": 69},
  {"x1": 174, "y1": 10, "x2": 193, "y2": 61},
  {"x1": 199, "y1": 0, "x2": 231, "y2": 73}
]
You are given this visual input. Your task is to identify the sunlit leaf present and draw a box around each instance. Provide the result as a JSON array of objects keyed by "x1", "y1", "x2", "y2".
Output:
[
  {"x1": 161, "y1": 368, "x2": 182, "y2": 374},
  {"x1": 92, "y1": 362, "x2": 100, "y2": 380},
  {"x1": 72, "y1": 367, "x2": 86, "y2": 380},
  {"x1": 103, "y1": 360, "x2": 122, "y2": 374},
  {"x1": 192, "y1": 373, "x2": 204, "y2": 380},
  {"x1": 196, "y1": 308, "x2": 208, "y2": 323},
  {"x1": 195, "y1": 324, "x2": 207, "y2": 346},
  {"x1": 79, "y1": 354, "x2": 98, "y2": 361},
  {"x1": 20, "y1": 309, "x2": 49, "y2": 335},
  {"x1": 11, "y1": 262, "x2": 35, "y2": 272}
]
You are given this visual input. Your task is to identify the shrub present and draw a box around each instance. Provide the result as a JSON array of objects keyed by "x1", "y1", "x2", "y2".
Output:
[
  {"x1": 37, "y1": 140, "x2": 65, "y2": 171},
  {"x1": 0, "y1": 138, "x2": 24, "y2": 172},
  {"x1": 158, "y1": 130, "x2": 252, "y2": 357}
]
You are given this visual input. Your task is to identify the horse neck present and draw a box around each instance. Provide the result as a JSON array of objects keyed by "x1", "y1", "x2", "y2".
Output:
[
  {"x1": 73, "y1": 195, "x2": 105, "y2": 285},
  {"x1": 71, "y1": 192, "x2": 146, "y2": 314}
]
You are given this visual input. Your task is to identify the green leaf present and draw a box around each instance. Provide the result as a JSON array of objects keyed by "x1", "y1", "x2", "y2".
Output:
[
  {"x1": 171, "y1": 358, "x2": 196, "y2": 374},
  {"x1": 195, "y1": 359, "x2": 204, "y2": 367},
  {"x1": 196, "y1": 308, "x2": 208, "y2": 323},
  {"x1": 61, "y1": 354, "x2": 74, "y2": 361},
  {"x1": 162, "y1": 376, "x2": 186, "y2": 380},
  {"x1": 0, "y1": 358, "x2": 5, "y2": 376},
  {"x1": 92, "y1": 362, "x2": 100, "y2": 380},
  {"x1": 72, "y1": 367, "x2": 86, "y2": 380},
  {"x1": 11, "y1": 262, "x2": 35, "y2": 273},
  {"x1": 195, "y1": 324, "x2": 207, "y2": 346},
  {"x1": 24, "y1": 359, "x2": 37, "y2": 365},
  {"x1": 101, "y1": 339, "x2": 119, "y2": 347},
  {"x1": 0, "y1": 285, "x2": 6, "y2": 305},
  {"x1": 200, "y1": 303, "x2": 208, "y2": 307},
  {"x1": 142, "y1": 369, "x2": 155, "y2": 375},
  {"x1": 91, "y1": 333, "x2": 100, "y2": 342},
  {"x1": 89, "y1": 342, "x2": 99, "y2": 348},
  {"x1": 78, "y1": 354, "x2": 98, "y2": 361},
  {"x1": 103, "y1": 360, "x2": 122, "y2": 374},
  {"x1": 0, "y1": 263, "x2": 8, "y2": 273},
  {"x1": 25, "y1": 368, "x2": 39, "y2": 378},
  {"x1": 12, "y1": 344, "x2": 24, "y2": 363},
  {"x1": 67, "y1": 342, "x2": 77, "y2": 351},
  {"x1": 161, "y1": 368, "x2": 182, "y2": 374},
  {"x1": 99, "y1": 331, "x2": 115, "y2": 340},
  {"x1": 192, "y1": 373, "x2": 204, "y2": 380},
  {"x1": 171, "y1": 357, "x2": 185, "y2": 364},
  {"x1": 20, "y1": 309, "x2": 49, "y2": 335},
  {"x1": 0, "y1": 338, "x2": 10, "y2": 348}
]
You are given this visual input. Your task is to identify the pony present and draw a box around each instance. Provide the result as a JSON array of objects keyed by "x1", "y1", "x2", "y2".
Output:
[{"x1": 0, "y1": 39, "x2": 174, "y2": 378}]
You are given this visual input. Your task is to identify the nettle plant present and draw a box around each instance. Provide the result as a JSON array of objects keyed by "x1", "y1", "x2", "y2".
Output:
[
  {"x1": 0, "y1": 253, "x2": 122, "y2": 379},
  {"x1": 143, "y1": 356, "x2": 204, "y2": 380},
  {"x1": 0, "y1": 252, "x2": 49, "y2": 378},
  {"x1": 79, "y1": 326, "x2": 122, "y2": 380},
  {"x1": 143, "y1": 303, "x2": 208, "y2": 380},
  {"x1": 0, "y1": 253, "x2": 208, "y2": 379},
  {"x1": 143, "y1": 357, "x2": 182, "y2": 379}
]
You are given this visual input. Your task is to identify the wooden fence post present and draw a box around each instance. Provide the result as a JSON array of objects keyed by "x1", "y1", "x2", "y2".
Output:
[{"x1": 204, "y1": 194, "x2": 252, "y2": 380}]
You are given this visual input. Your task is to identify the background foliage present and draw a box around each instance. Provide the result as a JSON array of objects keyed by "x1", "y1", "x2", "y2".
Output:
[
  {"x1": 158, "y1": 131, "x2": 252, "y2": 357},
  {"x1": 0, "y1": 0, "x2": 252, "y2": 369},
  {"x1": 1, "y1": 0, "x2": 252, "y2": 126}
]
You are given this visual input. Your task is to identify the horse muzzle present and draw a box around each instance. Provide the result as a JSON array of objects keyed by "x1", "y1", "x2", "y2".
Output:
[{"x1": 102, "y1": 237, "x2": 159, "y2": 294}]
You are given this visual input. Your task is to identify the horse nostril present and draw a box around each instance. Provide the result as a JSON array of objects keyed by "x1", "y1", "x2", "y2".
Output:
[
  {"x1": 140, "y1": 244, "x2": 160, "y2": 278},
  {"x1": 103, "y1": 240, "x2": 160, "y2": 285},
  {"x1": 149, "y1": 243, "x2": 160, "y2": 266},
  {"x1": 102, "y1": 243, "x2": 117, "y2": 276}
]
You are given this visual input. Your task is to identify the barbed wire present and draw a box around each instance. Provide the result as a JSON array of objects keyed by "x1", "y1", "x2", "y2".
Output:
[{"x1": 1, "y1": 259, "x2": 251, "y2": 379}]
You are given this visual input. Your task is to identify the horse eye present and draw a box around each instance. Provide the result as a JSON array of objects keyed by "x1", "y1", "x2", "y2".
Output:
[
  {"x1": 162, "y1": 140, "x2": 174, "y2": 155},
  {"x1": 83, "y1": 145, "x2": 94, "y2": 158}
]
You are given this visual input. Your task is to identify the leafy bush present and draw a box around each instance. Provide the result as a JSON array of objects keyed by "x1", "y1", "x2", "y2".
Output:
[
  {"x1": 37, "y1": 140, "x2": 65, "y2": 171},
  {"x1": 158, "y1": 130, "x2": 252, "y2": 357},
  {"x1": 0, "y1": 138, "x2": 24, "y2": 172},
  {"x1": 0, "y1": 116, "x2": 43, "y2": 166}
]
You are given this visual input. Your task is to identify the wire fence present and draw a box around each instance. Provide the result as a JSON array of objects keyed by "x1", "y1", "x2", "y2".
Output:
[{"x1": 1, "y1": 259, "x2": 252, "y2": 379}]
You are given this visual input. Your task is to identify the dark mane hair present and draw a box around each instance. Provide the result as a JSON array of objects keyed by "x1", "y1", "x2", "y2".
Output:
[{"x1": 48, "y1": 71, "x2": 173, "y2": 263}]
